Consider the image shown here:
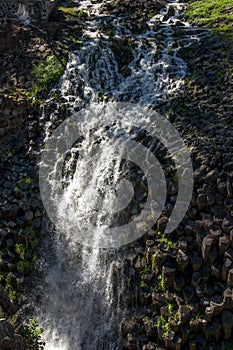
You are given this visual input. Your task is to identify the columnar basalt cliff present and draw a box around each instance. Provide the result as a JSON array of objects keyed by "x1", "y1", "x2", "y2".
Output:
[{"x1": 0, "y1": 0, "x2": 56, "y2": 20}]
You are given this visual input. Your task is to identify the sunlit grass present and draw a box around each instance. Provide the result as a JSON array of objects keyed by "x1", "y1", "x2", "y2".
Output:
[
  {"x1": 185, "y1": 0, "x2": 233, "y2": 39},
  {"x1": 58, "y1": 6, "x2": 88, "y2": 18}
]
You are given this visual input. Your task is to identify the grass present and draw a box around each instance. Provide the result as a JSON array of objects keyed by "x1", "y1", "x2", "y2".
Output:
[
  {"x1": 25, "y1": 55, "x2": 67, "y2": 107},
  {"x1": 184, "y1": 0, "x2": 233, "y2": 39},
  {"x1": 58, "y1": 7, "x2": 88, "y2": 18}
]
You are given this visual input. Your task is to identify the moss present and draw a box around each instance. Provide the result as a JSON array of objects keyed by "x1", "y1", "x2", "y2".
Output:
[
  {"x1": 32, "y1": 55, "x2": 67, "y2": 91},
  {"x1": 156, "y1": 274, "x2": 166, "y2": 292},
  {"x1": 58, "y1": 7, "x2": 88, "y2": 19},
  {"x1": 6, "y1": 274, "x2": 21, "y2": 302},
  {"x1": 17, "y1": 260, "x2": 35, "y2": 274},
  {"x1": 184, "y1": 0, "x2": 233, "y2": 39}
]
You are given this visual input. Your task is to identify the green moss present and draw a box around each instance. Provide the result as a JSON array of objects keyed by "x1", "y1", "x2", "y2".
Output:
[
  {"x1": 17, "y1": 260, "x2": 35, "y2": 274},
  {"x1": 6, "y1": 274, "x2": 20, "y2": 302},
  {"x1": 157, "y1": 274, "x2": 165, "y2": 292},
  {"x1": 32, "y1": 55, "x2": 67, "y2": 91},
  {"x1": 15, "y1": 243, "x2": 26, "y2": 261},
  {"x1": 140, "y1": 281, "x2": 148, "y2": 288},
  {"x1": 58, "y1": 7, "x2": 88, "y2": 18},
  {"x1": 184, "y1": 0, "x2": 233, "y2": 39}
]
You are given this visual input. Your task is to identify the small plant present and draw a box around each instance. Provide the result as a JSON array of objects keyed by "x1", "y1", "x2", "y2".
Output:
[
  {"x1": 18, "y1": 176, "x2": 34, "y2": 187},
  {"x1": 157, "y1": 274, "x2": 165, "y2": 292},
  {"x1": 140, "y1": 280, "x2": 148, "y2": 288},
  {"x1": 21, "y1": 318, "x2": 45, "y2": 350},
  {"x1": 17, "y1": 260, "x2": 34, "y2": 274},
  {"x1": 15, "y1": 243, "x2": 26, "y2": 260},
  {"x1": 32, "y1": 55, "x2": 67, "y2": 91},
  {"x1": 5, "y1": 274, "x2": 20, "y2": 302},
  {"x1": 155, "y1": 315, "x2": 170, "y2": 337}
]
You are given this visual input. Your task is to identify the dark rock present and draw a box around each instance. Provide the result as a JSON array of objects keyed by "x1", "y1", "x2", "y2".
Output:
[
  {"x1": 162, "y1": 264, "x2": 176, "y2": 289},
  {"x1": 127, "y1": 333, "x2": 137, "y2": 350},
  {"x1": 173, "y1": 274, "x2": 185, "y2": 291},
  {"x1": 0, "y1": 334, "x2": 28, "y2": 350},
  {"x1": 163, "y1": 330, "x2": 175, "y2": 349},
  {"x1": 121, "y1": 319, "x2": 136, "y2": 336},
  {"x1": 143, "y1": 318, "x2": 155, "y2": 339},
  {"x1": 183, "y1": 285, "x2": 194, "y2": 303},
  {"x1": 202, "y1": 235, "x2": 214, "y2": 263},
  {"x1": 221, "y1": 311, "x2": 233, "y2": 340},
  {"x1": 190, "y1": 253, "x2": 203, "y2": 271},
  {"x1": 0, "y1": 285, "x2": 16, "y2": 315},
  {"x1": 227, "y1": 268, "x2": 233, "y2": 287},
  {"x1": 142, "y1": 342, "x2": 156, "y2": 350},
  {"x1": 219, "y1": 235, "x2": 230, "y2": 257},
  {"x1": 222, "y1": 216, "x2": 233, "y2": 233},
  {"x1": 176, "y1": 249, "x2": 189, "y2": 271},
  {"x1": 178, "y1": 305, "x2": 190, "y2": 324},
  {"x1": 204, "y1": 170, "x2": 219, "y2": 182},
  {"x1": 197, "y1": 194, "x2": 206, "y2": 210}
]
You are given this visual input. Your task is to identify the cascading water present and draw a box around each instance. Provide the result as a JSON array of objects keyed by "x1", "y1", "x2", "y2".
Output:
[{"x1": 33, "y1": 1, "x2": 210, "y2": 349}]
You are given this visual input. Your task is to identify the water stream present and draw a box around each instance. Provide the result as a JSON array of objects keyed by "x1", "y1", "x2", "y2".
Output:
[{"x1": 34, "y1": 1, "x2": 209, "y2": 349}]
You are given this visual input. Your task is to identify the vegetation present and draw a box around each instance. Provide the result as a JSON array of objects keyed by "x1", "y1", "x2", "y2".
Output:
[
  {"x1": 184, "y1": 0, "x2": 233, "y2": 39},
  {"x1": 24, "y1": 55, "x2": 67, "y2": 107},
  {"x1": 58, "y1": 7, "x2": 88, "y2": 19},
  {"x1": 21, "y1": 318, "x2": 45, "y2": 350},
  {"x1": 32, "y1": 55, "x2": 67, "y2": 92}
]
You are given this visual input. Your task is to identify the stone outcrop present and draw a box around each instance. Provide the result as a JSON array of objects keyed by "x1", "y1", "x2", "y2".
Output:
[{"x1": 0, "y1": 0, "x2": 57, "y2": 21}]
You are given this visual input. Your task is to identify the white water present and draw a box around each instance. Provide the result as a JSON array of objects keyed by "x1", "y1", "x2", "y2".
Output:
[{"x1": 35, "y1": 1, "x2": 210, "y2": 349}]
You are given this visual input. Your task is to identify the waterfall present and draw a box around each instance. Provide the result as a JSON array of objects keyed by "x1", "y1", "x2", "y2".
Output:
[{"x1": 32, "y1": 1, "x2": 209, "y2": 349}]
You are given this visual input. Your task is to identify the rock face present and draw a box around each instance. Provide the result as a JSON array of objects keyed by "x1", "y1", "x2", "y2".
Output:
[{"x1": 0, "y1": 0, "x2": 56, "y2": 21}]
